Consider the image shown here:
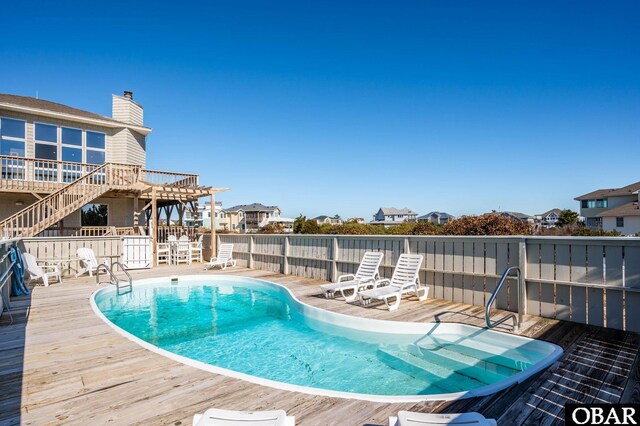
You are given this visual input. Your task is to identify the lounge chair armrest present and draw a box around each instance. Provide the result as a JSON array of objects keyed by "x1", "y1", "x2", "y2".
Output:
[
  {"x1": 337, "y1": 274, "x2": 355, "y2": 283},
  {"x1": 39, "y1": 264, "x2": 60, "y2": 272},
  {"x1": 375, "y1": 279, "x2": 391, "y2": 288}
]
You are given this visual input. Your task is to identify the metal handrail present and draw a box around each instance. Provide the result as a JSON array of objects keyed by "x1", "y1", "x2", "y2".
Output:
[
  {"x1": 96, "y1": 262, "x2": 132, "y2": 294},
  {"x1": 486, "y1": 265, "x2": 520, "y2": 331}
]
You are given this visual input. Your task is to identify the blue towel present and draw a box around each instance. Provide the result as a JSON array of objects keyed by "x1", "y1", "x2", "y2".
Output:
[{"x1": 10, "y1": 246, "x2": 30, "y2": 297}]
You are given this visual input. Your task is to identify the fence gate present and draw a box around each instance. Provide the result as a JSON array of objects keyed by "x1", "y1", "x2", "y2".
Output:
[{"x1": 121, "y1": 236, "x2": 152, "y2": 269}]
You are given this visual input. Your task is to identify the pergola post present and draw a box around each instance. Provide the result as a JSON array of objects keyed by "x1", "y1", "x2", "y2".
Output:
[
  {"x1": 133, "y1": 194, "x2": 139, "y2": 228},
  {"x1": 210, "y1": 190, "x2": 216, "y2": 258},
  {"x1": 152, "y1": 187, "x2": 157, "y2": 267}
]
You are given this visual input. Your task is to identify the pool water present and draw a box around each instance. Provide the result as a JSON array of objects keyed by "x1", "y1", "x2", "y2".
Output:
[{"x1": 93, "y1": 276, "x2": 562, "y2": 400}]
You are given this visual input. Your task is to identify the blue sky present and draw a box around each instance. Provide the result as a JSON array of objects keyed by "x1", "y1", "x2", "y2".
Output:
[{"x1": 2, "y1": 1, "x2": 639, "y2": 219}]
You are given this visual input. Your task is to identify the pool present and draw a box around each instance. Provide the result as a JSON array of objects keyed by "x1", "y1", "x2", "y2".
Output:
[{"x1": 91, "y1": 275, "x2": 562, "y2": 402}]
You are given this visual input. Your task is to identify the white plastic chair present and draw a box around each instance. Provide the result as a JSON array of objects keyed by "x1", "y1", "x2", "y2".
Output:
[
  {"x1": 156, "y1": 242, "x2": 171, "y2": 265},
  {"x1": 190, "y1": 235, "x2": 204, "y2": 263},
  {"x1": 204, "y1": 243, "x2": 236, "y2": 270},
  {"x1": 389, "y1": 411, "x2": 496, "y2": 426},
  {"x1": 319, "y1": 252, "x2": 383, "y2": 302},
  {"x1": 193, "y1": 408, "x2": 295, "y2": 426},
  {"x1": 22, "y1": 252, "x2": 62, "y2": 287},
  {"x1": 172, "y1": 236, "x2": 192, "y2": 265},
  {"x1": 358, "y1": 254, "x2": 427, "y2": 311},
  {"x1": 76, "y1": 248, "x2": 104, "y2": 277}
]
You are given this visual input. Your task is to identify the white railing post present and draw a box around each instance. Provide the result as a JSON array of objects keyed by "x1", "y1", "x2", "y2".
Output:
[
  {"x1": 518, "y1": 238, "x2": 528, "y2": 324},
  {"x1": 404, "y1": 237, "x2": 410, "y2": 254},
  {"x1": 249, "y1": 235, "x2": 255, "y2": 269},
  {"x1": 283, "y1": 235, "x2": 290, "y2": 275},
  {"x1": 331, "y1": 237, "x2": 339, "y2": 281}
]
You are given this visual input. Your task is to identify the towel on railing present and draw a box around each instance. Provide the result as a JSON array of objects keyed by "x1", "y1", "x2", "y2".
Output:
[{"x1": 9, "y1": 246, "x2": 30, "y2": 296}]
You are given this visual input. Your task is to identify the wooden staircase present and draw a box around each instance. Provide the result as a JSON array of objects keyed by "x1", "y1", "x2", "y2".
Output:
[{"x1": 0, "y1": 163, "x2": 141, "y2": 238}]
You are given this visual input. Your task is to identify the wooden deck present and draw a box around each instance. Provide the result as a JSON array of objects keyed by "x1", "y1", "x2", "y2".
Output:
[{"x1": 1, "y1": 265, "x2": 639, "y2": 425}]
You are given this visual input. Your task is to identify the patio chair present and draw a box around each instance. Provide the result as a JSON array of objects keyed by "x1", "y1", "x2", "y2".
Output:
[
  {"x1": 172, "y1": 236, "x2": 192, "y2": 265},
  {"x1": 358, "y1": 254, "x2": 427, "y2": 311},
  {"x1": 22, "y1": 252, "x2": 62, "y2": 287},
  {"x1": 193, "y1": 408, "x2": 295, "y2": 426},
  {"x1": 77, "y1": 247, "x2": 106, "y2": 277},
  {"x1": 389, "y1": 411, "x2": 496, "y2": 426},
  {"x1": 204, "y1": 243, "x2": 236, "y2": 270},
  {"x1": 190, "y1": 235, "x2": 204, "y2": 263},
  {"x1": 319, "y1": 251, "x2": 383, "y2": 302},
  {"x1": 156, "y1": 242, "x2": 171, "y2": 265}
]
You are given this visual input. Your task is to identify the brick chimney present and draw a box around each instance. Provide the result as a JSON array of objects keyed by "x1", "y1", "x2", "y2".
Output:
[{"x1": 112, "y1": 90, "x2": 143, "y2": 126}]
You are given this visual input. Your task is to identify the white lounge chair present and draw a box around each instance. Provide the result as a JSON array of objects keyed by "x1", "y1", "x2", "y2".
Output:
[
  {"x1": 190, "y1": 235, "x2": 204, "y2": 263},
  {"x1": 204, "y1": 243, "x2": 236, "y2": 270},
  {"x1": 319, "y1": 251, "x2": 383, "y2": 302},
  {"x1": 358, "y1": 254, "x2": 427, "y2": 311},
  {"x1": 193, "y1": 408, "x2": 295, "y2": 426},
  {"x1": 22, "y1": 252, "x2": 62, "y2": 287},
  {"x1": 389, "y1": 411, "x2": 496, "y2": 426},
  {"x1": 77, "y1": 248, "x2": 105, "y2": 277}
]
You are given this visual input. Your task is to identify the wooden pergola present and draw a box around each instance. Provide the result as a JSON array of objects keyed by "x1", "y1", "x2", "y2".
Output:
[{"x1": 139, "y1": 185, "x2": 230, "y2": 266}]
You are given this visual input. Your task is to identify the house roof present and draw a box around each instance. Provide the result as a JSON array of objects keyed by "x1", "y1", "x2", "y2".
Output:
[
  {"x1": 596, "y1": 201, "x2": 640, "y2": 217},
  {"x1": 417, "y1": 211, "x2": 453, "y2": 220},
  {"x1": 313, "y1": 215, "x2": 329, "y2": 221},
  {"x1": 494, "y1": 211, "x2": 532, "y2": 220},
  {"x1": 538, "y1": 208, "x2": 562, "y2": 217},
  {"x1": 379, "y1": 207, "x2": 417, "y2": 215},
  {"x1": 575, "y1": 181, "x2": 640, "y2": 200},
  {"x1": 226, "y1": 203, "x2": 279, "y2": 212},
  {"x1": 0, "y1": 93, "x2": 151, "y2": 134}
]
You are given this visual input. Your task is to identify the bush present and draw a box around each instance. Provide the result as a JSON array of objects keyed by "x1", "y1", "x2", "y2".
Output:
[
  {"x1": 411, "y1": 221, "x2": 442, "y2": 235},
  {"x1": 257, "y1": 224, "x2": 286, "y2": 234},
  {"x1": 326, "y1": 222, "x2": 387, "y2": 235},
  {"x1": 443, "y1": 214, "x2": 533, "y2": 236}
]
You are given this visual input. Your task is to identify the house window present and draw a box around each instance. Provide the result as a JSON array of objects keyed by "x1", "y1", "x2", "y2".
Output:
[
  {"x1": 86, "y1": 131, "x2": 106, "y2": 165},
  {"x1": 616, "y1": 217, "x2": 624, "y2": 228},
  {"x1": 81, "y1": 203, "x2": 108, "y2": 226},
  {"x1": 596, "y1": 199, "x2": 608, "y2": 208},
  {"x1": 581, "y1": 200, "x2": 588, "y2": 208},
  {"x1": 1, "y1": 117, "x2": 26, "y2": 179}
]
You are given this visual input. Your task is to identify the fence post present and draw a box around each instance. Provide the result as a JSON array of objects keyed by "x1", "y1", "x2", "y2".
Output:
[
  {"x1": 249, "y1": 235, "x2": 255, "y2": 269},
  {"x1": 518, "y1": 238, "x2": 528, "y2": 324},
  {"x1": 404, "y1": 237, "x2": 410, "y2": 254},
  {"x1": 283, "y1": 235, "x2": 290, "y2": 275},
  {"x1": 331, "y1": 237, "x2": 339, "y2": 281}
]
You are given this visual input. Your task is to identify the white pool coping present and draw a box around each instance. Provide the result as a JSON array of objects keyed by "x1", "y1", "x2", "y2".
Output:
[{"x1": 90, "y1": 274, "x2": 563, "y2": 403}]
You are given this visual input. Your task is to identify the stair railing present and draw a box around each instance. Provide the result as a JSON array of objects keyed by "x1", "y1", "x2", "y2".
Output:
[{"x1": 486, "y1": 266, "x2": 521, "y2": 332}]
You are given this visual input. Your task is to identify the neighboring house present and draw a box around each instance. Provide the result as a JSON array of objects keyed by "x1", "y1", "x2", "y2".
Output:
[
  {"x1": 0, "y1": 92, "x2": 215, "y2": 239},
  {"x1": 347, "y1": 217, "x2": 365, "y2": 224},
  {"x1": 225, "y1": 203, "x2": 294, "y2": 233},
  {"x1": 491, "y1": 211, "x2": 535, "y2": 224},
  {"x1": 218, "y1": 206, "x2": 245, "y2": 233},
  {"x1": 313, "y1": 215, "x2": 343, "y2": 226},
  {"x1": 417, "y1": 211, "x2": 455, "y2": 225},
  {"x1": 576, "y1": 181, "x2": 640, "y2": 235},
  {"x1": 534, "y1": 209, "x2": 562, "y2": 228},
  {"x1": 184, "y1": 201, "x2": 224, "y2": 229},
  {"x1": 370, "y1": 207, "x2": 418, "y2": 226}
]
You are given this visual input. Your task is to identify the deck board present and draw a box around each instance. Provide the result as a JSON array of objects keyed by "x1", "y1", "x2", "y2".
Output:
[{"x1": 0, "y1": 264, "x2": 638, "y2": 425}]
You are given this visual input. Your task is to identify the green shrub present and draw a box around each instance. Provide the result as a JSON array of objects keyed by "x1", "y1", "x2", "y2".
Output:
[{"x1": 443, "y1": 214, "x2": 533, "y2": 236}]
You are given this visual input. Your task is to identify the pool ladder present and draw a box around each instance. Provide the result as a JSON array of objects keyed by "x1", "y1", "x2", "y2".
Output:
[
  {"x1": 96, "y1": 262, "x2": 133, "y2": 295},
  {"x1": 486, "y1": 266, "x2": 522, "y2": 332}
]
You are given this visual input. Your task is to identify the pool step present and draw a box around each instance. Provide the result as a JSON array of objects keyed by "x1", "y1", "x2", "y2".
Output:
[
  {"x1": 405, "y1": 344, "x2": 515, "y2": 384},
  {"x1": 377, "y1": 347, "x2": 486, "y2": 394},
  {"x1": 415, "y1": 336, "x2": 539, "y2": 371}
]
